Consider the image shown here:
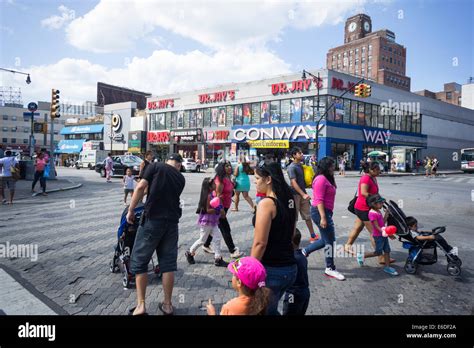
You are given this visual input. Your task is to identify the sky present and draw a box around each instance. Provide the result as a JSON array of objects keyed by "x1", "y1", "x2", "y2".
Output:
[{"x1": 0, "y1": 0, "x2": 473, "y2": 106}]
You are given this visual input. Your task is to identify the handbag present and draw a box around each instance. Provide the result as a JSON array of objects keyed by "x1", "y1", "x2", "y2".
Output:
[
  {"x1": 347, "y1": 192, "x2": 357, "y2": 214},
  {"x1": 10, "y1": 164, "x2": 20, "y2": 181},
  {"x1": 43, "y1": 164, "x2": 51, "y2": 178}
]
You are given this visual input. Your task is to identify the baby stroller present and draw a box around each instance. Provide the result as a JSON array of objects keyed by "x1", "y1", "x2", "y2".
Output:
[
  {"x1": 384, "y1": 200, "x2": 462, "y2": 276},
  {"x1": 110, "y1": 203, "x2": 161, "y2": 288}
]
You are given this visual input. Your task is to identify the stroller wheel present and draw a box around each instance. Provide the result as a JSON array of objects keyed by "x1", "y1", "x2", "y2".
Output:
[
  {"x1": 404, "y1": 260, "x2": 418, "y2": 275},
  {"x1": 447, "y1": 263, "x2": 461, "y2": 276},
  {"x1": 110, "y1": 258, "x2": 119, "y2": 273}
]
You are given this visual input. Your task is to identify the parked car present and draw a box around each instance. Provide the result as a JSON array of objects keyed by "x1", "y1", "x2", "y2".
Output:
[
  {"x1": 182, "y1": 158, "x2": 200, "y2": 172},
  {"x1": 95, "y1": 155, "x2": 143, "y2": 177}
]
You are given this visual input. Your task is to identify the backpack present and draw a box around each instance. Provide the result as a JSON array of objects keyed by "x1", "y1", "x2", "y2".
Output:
[{"x1": 303, "y1": 165, "x2": 315, "y2": 188}]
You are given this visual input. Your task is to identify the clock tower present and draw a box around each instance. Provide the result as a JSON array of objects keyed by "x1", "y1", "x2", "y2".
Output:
[{"x1": 344, "y1": 14, "x2": 372, "y2": 43}]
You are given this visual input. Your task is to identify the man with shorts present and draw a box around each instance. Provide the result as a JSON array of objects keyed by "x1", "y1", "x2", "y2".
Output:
[
  {"x1": 126, "y1": 153, "x2": 185, "y2": 315},
  {"x1": 0, "y1": 150, "x2": 19, "y2": 205},
  {"x1": 287, "y1": 147, "x2": 318, "y2": 242}
]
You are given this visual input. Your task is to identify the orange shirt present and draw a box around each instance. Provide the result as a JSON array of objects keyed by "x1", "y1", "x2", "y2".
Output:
[{"x1": 220, "y1": 295, "x2": 251, "y2": 315}]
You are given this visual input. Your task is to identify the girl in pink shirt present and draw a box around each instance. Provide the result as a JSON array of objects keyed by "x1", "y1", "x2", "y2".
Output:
[{"x1": 301, "y1": 157, "x2": 345, "y2": 281}]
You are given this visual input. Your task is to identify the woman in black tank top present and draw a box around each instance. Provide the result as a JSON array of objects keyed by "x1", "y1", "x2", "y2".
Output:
[{"x1": 251, "y1": 161, "x2": 297, "y2": 315}]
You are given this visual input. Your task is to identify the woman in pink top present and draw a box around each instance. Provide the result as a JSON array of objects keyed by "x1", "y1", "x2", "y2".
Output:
[
  {"x1": 31, "y1": 152, "x2": 47, "y2": 195},
  {"x1": 203, "y1": 161, "x2": 243, "y2": 259},
  {"x1": 301, "y1": 157, "x2": 345, "y2": 281},
  {"x1": 345, "y1": 161, "x2": 394, "y2": 263}
]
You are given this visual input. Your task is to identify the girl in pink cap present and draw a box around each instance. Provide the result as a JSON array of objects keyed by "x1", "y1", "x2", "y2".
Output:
[{"x1": 207, "y1": 256, "x2": 270, "y2": 315}]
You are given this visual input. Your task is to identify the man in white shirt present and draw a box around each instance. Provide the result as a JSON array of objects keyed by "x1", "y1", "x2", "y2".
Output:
[{"x1": 0, "y1": 150, "x2": 20, "y2": 204}]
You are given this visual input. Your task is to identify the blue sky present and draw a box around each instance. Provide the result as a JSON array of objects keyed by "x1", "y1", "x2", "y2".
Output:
[{"x1": 0, "y1": 0, "x2": 472, "y2": 105}]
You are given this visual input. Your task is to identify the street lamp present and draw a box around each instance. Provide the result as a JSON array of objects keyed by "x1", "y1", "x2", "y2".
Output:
[
  {"x1": 301, "y1": 69, "x2": 366, "y2": 161},
  {"x1": 0, "y1": 67, "x2": 32, "y2": 84}
]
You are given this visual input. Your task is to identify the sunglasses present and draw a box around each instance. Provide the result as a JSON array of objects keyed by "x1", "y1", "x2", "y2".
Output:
[{"x1": 232, "y1": 258, "x2": 242, "y2": 275}]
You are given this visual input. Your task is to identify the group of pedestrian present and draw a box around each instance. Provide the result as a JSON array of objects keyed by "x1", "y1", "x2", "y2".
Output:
[{"x1": 424, "y1": 156, "x2": 439, "y2": 177}]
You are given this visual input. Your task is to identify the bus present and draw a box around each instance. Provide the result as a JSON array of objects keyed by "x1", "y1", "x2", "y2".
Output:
[{"x1": 460, "y1": 148, "x2": 474, "y2": 173}]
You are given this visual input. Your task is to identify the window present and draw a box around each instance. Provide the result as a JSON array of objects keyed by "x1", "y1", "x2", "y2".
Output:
[
  {"x1": 226, "y1": 105, "x2": 234, "y2": 126},
  {"x1": 11, "y1": 127, "x2": 17, "y2": 132},
  {"x1": 368, "y1": 44, "x2": 372, "y2": 51},
  {"x1": 302, "y1": 97, "x2": 313, "y2": 122},
  {"x1": 351, "y1": 100, "x2": 357, "y2": 124},
  {"x1": 54, "y1": 131, "x2": 59, "y2": 135},
  {"x1": 189, "y1": 110, "x2": 197, "y2": 128},
  {"x1": 166, "y1": 112, "x2": 172, "y2": 129},
  {"x1": 261, "y1": 102, "x2": 270, "y2": 124},
  {"x1": 365, "y1": 103, "x2": 372, "y2": 126},
  {"x1": 218, "y1": 107, "x2": 227, "y2": 127},
  {"x1": 371, "y1": 105, "x2": 379, "y2": 127},
  {"x1": 280, "y1": 100, "x2": 290, "y2": 123},
  {"x1": 406, "y1": 115, "x2": 412, "y2": 132},
  {"x1": 203, "y1": 109, "x2": 211, "y2": 127},
  {"x1": 11, "y1": 138, "x2": 16, "y2": 143},
  {"x1": 290, "y1": 98, "x2": 302, "y2": 123},
  {"x1": 390, "y1": 114, "x2": 396, "y2": 130},
  {"x1": 233, "y1": 105, "x2": 243, "y2": 125},
  {"x1": 383, "y1": 110, "x2": 390, "y2": 129},
  {"x1": 171, "y1": 111, "x2": 178, "y2": 128},
  {"x1": 12, "y1": 116, "x2": 17, "y2": 121},
  {"x1": 446, "y1": 92, "x2": 452, "y2": 100},
  {"x1": 251, "y1": 103, "x2": 260, "y2": 124},
  {"x1": 24, "y1": 127, "x2": 29, "y2": 133},
  {"x1": 357, "y1": 102, "x2": 365, "y2": 125},
  {"x1": 343, "y1": 99, "x2": 351, "y2": 124},
  {"x1": 2, "y1": 115, "x2": 7, "y2": 120},
  {"x1": 183, "y1": 110, "x2": 190, "y2": 128},
  {"x1": 270, "y1": 101, "x2": 280, "y2": 124},
  {"x1": 210, "y1": 108, "x2": 219, "y2": 127},
  {"x1": 2, "y1": 138, "x2": 7, "y2": 143},
  {"x1": 23, "y1": 139, "x2": 28, "y2": 144},
  {"x1": 389, "y1": 47, "x2": 392, "y2": 52},
  {"x1": 390, "y1": 57, "x2": 392, "y2": 63},
  {"x1": 242, "y1": 104, "x2": 252, "y2": 125},
  {"x1": 24, "y1": 117, "x2": 29, "y2": 122}
]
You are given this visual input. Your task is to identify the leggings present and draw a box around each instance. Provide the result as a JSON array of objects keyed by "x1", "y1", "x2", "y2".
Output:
[
  {"x1": 32, "y1": 170, "x2": 46, "y2": 193},
  {"x1": 203, "y1": 208, "x2": 236, "y2": 253}
]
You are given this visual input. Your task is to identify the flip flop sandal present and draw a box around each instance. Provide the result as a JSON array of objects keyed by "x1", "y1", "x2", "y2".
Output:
[
  {"x1": 379, "y1": 258, "x2": 396, "y2": 265},
  {"x1": 159, "y1": 302, "x2": 174, "y2": 316},
  {"x1": 128, "y1": 306, "x2": 148, "y2": 316}
]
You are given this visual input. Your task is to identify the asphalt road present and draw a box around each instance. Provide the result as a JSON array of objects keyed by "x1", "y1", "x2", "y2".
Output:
[{"x1": 0, "y1": 167, "x2": 473, "y2": 315}]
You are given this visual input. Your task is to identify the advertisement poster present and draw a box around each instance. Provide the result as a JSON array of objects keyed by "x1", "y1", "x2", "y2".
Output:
[
  {"x1": 392, "y1": 148, "x2": 406, "y2": 172},
  {"x1": 218, "y1": 107, "x2": 226, "y2": 127},
  {"x1": 243, "y1": 104, "x2": 251, "y2": 125},
  {"x1": 261, "y1": 102, "x2": 270, "y2": 124},
  {"x1": 234, "y1": 105, "x2": 243, "y2": 125},
  {"x1": 302, "y1": 98, "x2": 313, "y2": 122},
  {"x1": 211, "y1": 108, "x2": 219, "y2": 127},
  {"x1": 270, "y1": 101, "x2": 280, "y2": 124},
  {"x1": 177, "y1": 111, "x2": 184, "y2": 128},
  {"x1": 290, "y1": 98, "x2": 302, "y2": 123},
  {"x1": 281, "y1": 100, "x2": 290, "y2": 123}
]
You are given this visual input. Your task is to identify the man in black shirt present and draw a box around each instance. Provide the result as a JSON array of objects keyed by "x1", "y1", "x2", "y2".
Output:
[{"x1": 127, "y1": 154, "x2": 185, "y2": 315}]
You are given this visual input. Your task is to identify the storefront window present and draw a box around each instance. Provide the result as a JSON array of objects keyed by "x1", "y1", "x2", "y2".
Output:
[
  {"x1": 196, "y1": 110, "x2": 203, "y2": 128},
  {"x1": 203, "y1": 108, "x2": 211, "y2": 127},
  {"x1": 218, "y1": 107, "x2": 227, "y2": 127},
  {"x1": 406, "y1": 115, "x2": 412, "y2": 132},
  {"x1": 326, "y1": 97, "x2": 335, "y2": 122},
  {"x1": 351, "y1": 100, "x2": 357, "y2": 124},
  {"x1": 189, "y1": 110, "x2": 197, "y2": 128},
  {"x1": 166, "y1": 112, "x2": 172, "y2": 129},
  {"x1": 280, "y1": 100, "x2": 290, "y2": 123},
  {"x1": 270, "y1": 101, "x2": 280, "y2": 124},
  {"x1": 290, "y1": 98, "x2": 302, "y2": 123},
  {"x1": 171, "y1": 112, "x2": 177, "y2": 129},
  {"x1": 242, "y1": 104, "x2": 252, "y2": 125},
  {"x1": 177, "y1": 111, "x2": 184, "y2": 128},
  {"x1": 302, "y1": 97, "x2": 313, "y2": 122},
  {"x1": 158, "y1": 113, "x2": 166, "y2": 130},
  {"x1": 400, "y1": 111, "x2": 407, "y2": 132},
  {"x1": 334, "y1": 98, "x2": 344, "y2": 123},
  {"x1": 395, "y1": 111, "x2": 402, "y2": 131},
  {"x1": 226, "y1": 106, "x2": 234, "y2": 127},
  {"x1": 389, "y1": 114, "x2": 396, "y2": 130},
  {"x1": 343, "y1": 99, "x2": 351, "y2": 124},
  {"x1": 183, "y1": 110, "x2": 190, "y2": 128},
  {"x1": 234, "y1": 105, "x2": 243, "y2": 125},
  {"x1": 211, "y1": 108, "x2": 219, "y2": 127},
  {"x1": 384, "y1": 110, "x2": 390, "y2": 129},
  {"x1": 251, "y1": 103, "x2": 260, "y2": 125},
  {"x1": 365, "y1": 103, "x2": 372, "y2": 127},
  {"x1": 315, "y1": 96, "x2": 326, "y2": 120},
  {"x1": 357, "y1": 102, "x2": 365, "y2": 125},
  {"x1": 261, "y1": 101, "x2": 270, "y2": 124}
]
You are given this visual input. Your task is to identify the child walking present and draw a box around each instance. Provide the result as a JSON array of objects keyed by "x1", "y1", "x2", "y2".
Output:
[
  {"x1": 283, "y1": 229, "x2": 310, "y2": 315},
  {"x1": 357, "y1": 194, "x2": 399, "y2": 276},
  {"x1": 123, "y1": 168, "x2": 135, "y2": 205},
  {"x1": 185, "y1": 178, "x2": 228, "y2": 267},
  {"x1": 207, "y1": 256, "x2": 270, "y2": 315}
]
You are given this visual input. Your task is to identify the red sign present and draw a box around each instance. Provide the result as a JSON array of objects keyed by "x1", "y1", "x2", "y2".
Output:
[
  {"x1": 147, "y1": 131, "x2": 170, "y2": 144},
  {"x1": 271, "y1": 78, "x2": 321, "y2": 96},
  {"x1": 199, "y1": 90, "x2": 235, "y2": 104},
  {"x1": 205, "y1": 130, "x2": 229, "y2": 142},
  {"x1": 148, "y1": 99, "x2": 174, "y2": 110},
  {"x1": 331, "y1": 78, "x2": 356, "y2": 92}
]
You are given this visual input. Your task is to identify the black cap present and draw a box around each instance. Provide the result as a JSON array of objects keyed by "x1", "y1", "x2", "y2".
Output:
[
  {"x1": 168, "y1": 153, "x2": 183, "y2": 163},
  {"x1": 366, "y1": 194, "x2": 386, "y2": 208}
]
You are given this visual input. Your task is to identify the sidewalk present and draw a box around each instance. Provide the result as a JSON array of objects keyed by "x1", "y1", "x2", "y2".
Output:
[
  {"x1": 3, "y1": 177, "x2": 82, "y2": 202},
  {"x1": 341, "y1": 170, "x2": 464, "y2": 177}
]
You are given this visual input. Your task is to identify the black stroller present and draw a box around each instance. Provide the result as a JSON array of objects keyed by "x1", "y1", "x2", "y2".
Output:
[
  {"x1": 384, "y1": 200, "x2": 462, "y2": 276},
  {"x1": 110, "y1": 204, "x2": 161, "y2": 287}
]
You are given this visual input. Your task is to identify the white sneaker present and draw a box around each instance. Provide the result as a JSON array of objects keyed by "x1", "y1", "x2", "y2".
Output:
[
  {"x1": 324, "y1": 268, "x2": 346, "y2": 281},
  {"x1": 230, "y1": 247, "x2": 244, "y2": 259},
  {"x1": 202, "y1": 246, "x2": 215, "y2": 254}
]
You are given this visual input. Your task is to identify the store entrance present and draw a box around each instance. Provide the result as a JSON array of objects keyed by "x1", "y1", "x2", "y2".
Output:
[{"x1": 331, "y1": 142, "x2": 355, "y2": 170}]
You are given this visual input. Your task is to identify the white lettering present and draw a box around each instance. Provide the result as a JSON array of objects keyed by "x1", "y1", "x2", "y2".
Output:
[
  {"x1": 233, "y1": 129, "x2": 246, "y2": 142},
  {"x1": 18, "y1": 322, "x2": 56, "y2": 342},
  {"x1": 247, "y1": 128, "x2": 260, "y2": 141}
]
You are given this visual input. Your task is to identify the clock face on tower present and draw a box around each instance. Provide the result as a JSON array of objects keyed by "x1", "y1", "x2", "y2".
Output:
[
  {"x1": 348, "y1": 22, "x2": 357, "y2": 32},
  {"x1": 364, "y1": 21, "x2": 370, "y2": 32}
]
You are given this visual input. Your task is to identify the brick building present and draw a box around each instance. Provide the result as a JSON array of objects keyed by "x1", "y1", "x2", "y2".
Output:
[
  {"x1": 327, "y1": 13, "x2": 411, "y2": 91},
  {"x1": 415, "y1": 82, "x2": 462, "y2": 106}
]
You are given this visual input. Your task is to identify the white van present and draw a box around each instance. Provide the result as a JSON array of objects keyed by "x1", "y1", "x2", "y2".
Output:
[{"x1": 79, "y1": 150, "x2": 108, "y2": 169}]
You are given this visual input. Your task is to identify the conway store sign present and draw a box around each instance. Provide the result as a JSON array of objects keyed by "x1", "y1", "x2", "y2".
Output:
[{"x1": 232, "y1": 124, "x2": 325, "y2": 142}]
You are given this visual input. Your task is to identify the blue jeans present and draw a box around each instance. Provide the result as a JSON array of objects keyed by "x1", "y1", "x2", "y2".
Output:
[
  {"x1": 303, "y1": 207, "x2": 336, "y2": 270},
  {"x1": 265, "y1": 264, "x2": 297, "y2": 315},
  {"x1": 282, "y1": 288, "x2": 310, "y2": 315}
]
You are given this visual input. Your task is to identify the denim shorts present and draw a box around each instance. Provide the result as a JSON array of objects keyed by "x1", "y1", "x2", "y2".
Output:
[
  {"x1": 130, "y1": 218, "x2": 178, "y2": 275},
  {"x1": 374, "y1": 236, "x2": 390, "y2": 255}
]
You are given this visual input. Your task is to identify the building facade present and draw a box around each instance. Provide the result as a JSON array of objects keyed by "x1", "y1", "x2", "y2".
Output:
[
  {"x1": 145, "y1": 69, "x2": 474, "y2": 170},
  {"x1": 415, "y1": 82, "x2": 462, "y2": 106},
  {"x1": 327, "y1": 13, "x2": 411, "y2": 91}
]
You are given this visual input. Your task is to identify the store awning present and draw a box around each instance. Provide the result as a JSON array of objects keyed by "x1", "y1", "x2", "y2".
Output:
[
  {"x1": 54, "y1": 140, "x2": 86, "y2": 154},
  {"x1": 60, "y1": 124, "x2": 104, "y2": 135}
]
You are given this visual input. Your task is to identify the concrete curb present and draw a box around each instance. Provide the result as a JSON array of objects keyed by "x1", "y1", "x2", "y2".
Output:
[{"x1": 31, "y1": 179, "x2": 83, "y2": 197}]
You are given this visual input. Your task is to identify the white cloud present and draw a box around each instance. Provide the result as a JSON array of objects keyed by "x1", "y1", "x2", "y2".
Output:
[
  {"x1": 1, "y1": 25, "x2": 14, "y2": 35},
  {"x1": 66, "y1": 0, "x2": 367, "y2": 53},
  {"x1": 3, "y1": 48, "x2": 290, "y2": 105},
  {"x1": 41, "y1": 5, "x2": 75, "y2": 30}
]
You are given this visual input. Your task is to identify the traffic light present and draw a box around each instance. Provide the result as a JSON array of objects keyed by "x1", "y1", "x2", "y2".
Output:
[
  {"x1": 50, "y1": 89, "x2": 60, "y2": 118},
  {"x1": 354, "y1": 84, "x2": 361, "y2": 97},
  {"x1": 363, "y1": 84, "x2": 371, "y2": 97}
]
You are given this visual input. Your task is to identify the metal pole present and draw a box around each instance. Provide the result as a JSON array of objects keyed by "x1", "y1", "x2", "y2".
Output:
[
  {"x1": 110, "y1": 114, "x2": 113, "y2": 154},
  {"x1": 44, "y1": 112, "x2": 47, "y2": 148},
  {"x1": 29, "y1": 112, "x2": 34, "y2": 158}
]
